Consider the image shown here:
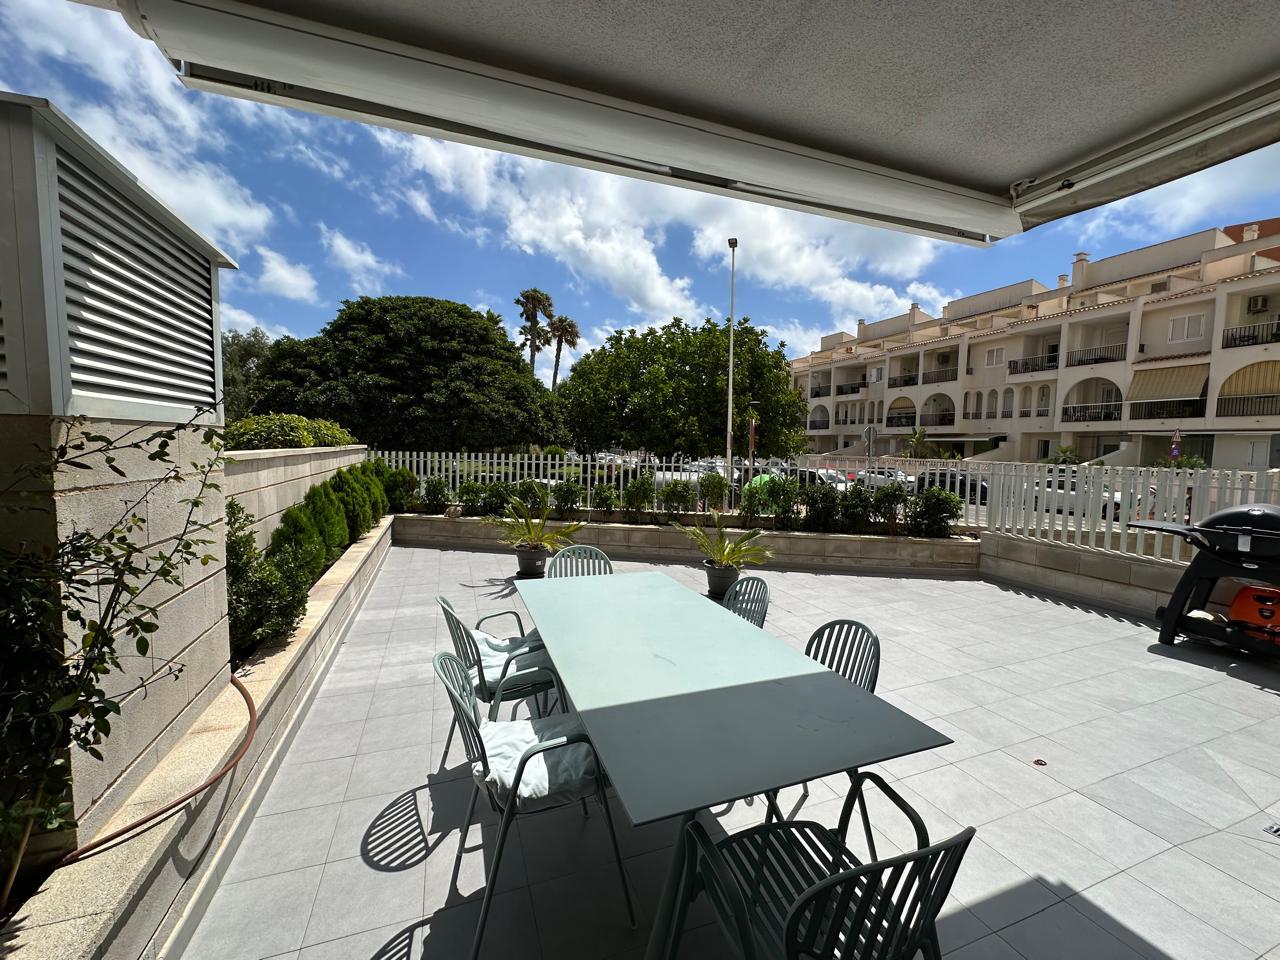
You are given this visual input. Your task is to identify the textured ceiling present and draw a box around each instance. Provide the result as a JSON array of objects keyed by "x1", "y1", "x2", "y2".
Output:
[{"x1": 249, "y1": 0, "x2": 1280, "y2": 194}]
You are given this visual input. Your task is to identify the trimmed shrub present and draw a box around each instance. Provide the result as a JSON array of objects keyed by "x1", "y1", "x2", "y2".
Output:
[
  {"x1": 226, "y1": 499, "x2": 308, "y2": 656},
  {"x1": 356, "y1": 461, "x2": 389, "y2": 518},
  {"x1": 381, "y1": 466, "x2": 419, "y2": 512},
  {"x1": 697, "y1": 471, "x2": 730, "y2": 509},
  {"x1": 660, "y1": 478, "x2": 697, "y2": 514},
  {"x1": 872, "y1": 481, "x2": 910, "y2": 536},
  {"x1": 552, "y1": 480, "x2": 584, "y2": 515},
  {"x1": 417, "y1": 475, "x2": 449, "y2": 514},
  {"x1": 457, "y1": 480, "x2": 486, "y2": 516},
  {"x1": 308, "y1": 418, "x2": 357, "y2": 446},
  {"x1": 800, "y1": 483, "x2": 840, "y2": 532},
  {"x1": 740, "y1": 481, "x2": 771, "y2": 525},
  {"x1": 904, "y1": 487, "x2": 963, "y2": 538},
  {"x1": 330, "y1": 468, "x2": 373, "y2": 539},
  {"x1": 543, "y1": 444, "x2": 567, "y2": 457},
  {"x1": 622, "y1": 471, "x2": 656, "y2": 516},
  {"x1": 838, "y1": 484, "x2": 874, "y2": 534},
  {"x1": 480, "y1": 481, "x2": 513, "y2": 516},
  {"x1": 591, "y1": 483, "x2": 620, "y2": 511},
  {"x1": 768, "y1": 475, "x2": 801, "y2": 531},
  {"x1": 305, "y1": 484, "x2": 348, "y2": 563},
  {"x1": 224, "y1": 413, "x2": 357, "y2": 450},
  {"x1": 269, "y1": 503, "x2": 327, "y2": 584},
  {"x1": 514, "y1": 479, "x2": 545, "y2": 509}
]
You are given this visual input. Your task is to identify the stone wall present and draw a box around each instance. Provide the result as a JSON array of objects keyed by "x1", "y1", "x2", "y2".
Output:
[{"x1": 224, "y1": 445, "x2": 368, "y2": 549}]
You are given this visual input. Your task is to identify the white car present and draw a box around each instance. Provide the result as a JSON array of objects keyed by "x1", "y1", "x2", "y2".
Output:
[
  {"x1": 854, "y1": 467, "x2": 915, "y2": 489},
  {"x1": 1032, "y1": 470, "x2": 1125, "y2": 519}
]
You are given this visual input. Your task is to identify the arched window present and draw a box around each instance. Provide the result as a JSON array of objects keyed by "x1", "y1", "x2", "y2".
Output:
[
  {"x1": 1002, "y1": 388, "x2": 1014, "y2": 416},
  {"x1": 962, "y1": 391, "x2": 971, "y2": 417},
  {"x1": 987, "y1": 389, "x2": 999, "y2": 417},
  {"x1": 1037, "y1": 384, "x2": 1051, "y2": 413},
  {"x1": 974, "y1": 392, "x2": 984, "y2": 417},
  {"x1": 1020, "y1": 386, "x2": 1032, "y2": 413}
]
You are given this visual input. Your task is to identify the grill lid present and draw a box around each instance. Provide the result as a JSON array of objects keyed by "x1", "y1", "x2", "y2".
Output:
[{"x1": 1199, "y1": 503, "x2": 1280, "y2": 535}]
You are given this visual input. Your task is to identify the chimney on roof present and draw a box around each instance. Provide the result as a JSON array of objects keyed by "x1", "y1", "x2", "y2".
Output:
[
  {"x1": 1071, "y1": 252, "x2": 1089, "y2": 288},
  {"x1": 1243, "y1": 223, "x2": 1260, "y2": 242},
  {"x1": 1058, "y1": 274, "x2": 1069, "y2": 288},
  {"x1": 909, "y1": 302, "x2": 923, "y2": 324},
  {"x1": 941, "y1": 304, "x2": 950, "y2": 320},
  {"x1": 856, "y1": 318, "x2": 866, "y2": 340}
]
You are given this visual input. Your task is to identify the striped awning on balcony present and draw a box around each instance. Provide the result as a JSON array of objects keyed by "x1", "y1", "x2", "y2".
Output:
[
  {"x1": 1221, "y1": 361, "x2": 1280, "y2": 397},
  {"x1": 1127, "y1": 363, "x2": 1209, "y2": 402}
]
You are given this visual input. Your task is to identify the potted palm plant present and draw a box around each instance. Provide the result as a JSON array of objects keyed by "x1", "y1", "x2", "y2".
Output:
[
  {"x1": 672, "y1": 511, "x2": 773, "y2": 599},
  {"x1": 488, "y1": 487, "x2": 584, "y2": 577}
]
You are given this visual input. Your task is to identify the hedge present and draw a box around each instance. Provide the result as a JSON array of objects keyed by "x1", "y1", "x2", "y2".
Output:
[{"x1": 224, "y1": 413, "x2": 357, "y2": 451}]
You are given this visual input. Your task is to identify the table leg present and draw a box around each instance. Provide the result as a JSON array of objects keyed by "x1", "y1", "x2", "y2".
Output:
[{"x1": 643, "y1": 810, "x2": 697, "y2": 960}]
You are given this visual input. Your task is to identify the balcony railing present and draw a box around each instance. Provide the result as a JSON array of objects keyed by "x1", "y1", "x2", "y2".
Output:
[
  {"x1": 1000, "y1": 409, "x2": 1013, "y2": 419},
  {"x1": 884, "y1": 413, "x2": 916, "y2": 427},
  {"x1": 1018, "y1": 407, "x2": 1032, "y2": 417},
  {"x1": 834, "y1": 417, "x2": 850, "y2": 425},
  {"x1": 1129, "y1": 398, "x2": 1207, "y2": 420},
  {"x1": 835, "y1": 380, "x2": 867, "y2": 395},
  {"x1": 1035, "y1": 406, "x2": 1051, "y2": 417},
  {"x1": 807, "y1": 419, "x2": 831, "y2": 431},
  {"x1": 1217, "y1": 394, "x2": 1280, "y2": 417},
  {"x1": 1007, "y1": 353, "x2": 1059, "y2": 375},
  {"x1": 1065, "y1": 343, "x2": 1126, "y2": 367},
  {"x1": 921, "y1": 367, "x2": 959, "y2": 384},
  {"x1": 919, "y1": 412, "x2": 955, "y2": 426},
  {"x1": 1061, "y1": 401, "x2": 1123, "y2": 422},
  {"x1": 887, "y1": 373, "x2": 919, "y2": 388},
  {"x1": 1222, "y1": 319, "x2": 1280, "y2": 348},
  {"x1": 810, "y1": 385, "x2": 832, "y2": 398}
]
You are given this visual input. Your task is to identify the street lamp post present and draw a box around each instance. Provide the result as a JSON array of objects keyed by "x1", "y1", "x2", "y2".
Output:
[{"x1": 724, "y1": 238, "x2": 738, "y2": 508}]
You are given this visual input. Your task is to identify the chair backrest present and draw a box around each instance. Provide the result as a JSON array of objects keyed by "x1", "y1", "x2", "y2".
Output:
[
  {"x1": 433, "y1": 652, "x2": 488, "y2": 775},
  {"x1": 805, "y1": 620, "x2": 880, "y2": 693},
  {"x1": 436, "y1": 595, "x2": 489, "y2": 697},
  {"x1": 546, "y1": 544, "x2": 613, "y2": 578},
  {"x1": 784, "y1": 827, "x2": 976, "y2": 960},
  {"x1": 721, "y1": 575, "x2": 770, "y2": 628}
]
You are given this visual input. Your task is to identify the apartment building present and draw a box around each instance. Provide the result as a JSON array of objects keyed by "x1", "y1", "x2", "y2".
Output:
[{"x1": 791, "y1": 221, "x2": 1280, "y2": 469}]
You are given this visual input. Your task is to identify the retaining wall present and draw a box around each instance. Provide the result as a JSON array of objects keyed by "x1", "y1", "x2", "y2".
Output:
[{"x1": 224, "y1": 445, "x2": 367, "y2": 549}]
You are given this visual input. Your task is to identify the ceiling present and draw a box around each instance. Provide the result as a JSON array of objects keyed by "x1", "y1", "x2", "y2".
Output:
[{"x1": 105, "y1": 0, "x2": 1280, "y2": 243}]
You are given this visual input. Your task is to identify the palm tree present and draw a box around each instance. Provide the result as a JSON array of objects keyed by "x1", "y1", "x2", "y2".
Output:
[
  {"x1": 513, "y1": 288, "x2": 554, "y2": 369},
  {"x1": 902, "y1": 427, "x2": 933, "y2": 459},
  {"x1": 547, "y1": 314, "x2": 580, "y2": 389}
]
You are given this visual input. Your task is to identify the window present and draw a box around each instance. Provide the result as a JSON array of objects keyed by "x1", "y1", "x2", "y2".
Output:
[
  {"x1": 984, "y1": 347, "x2": 1005, "y2": 367},
  {"x1": 1249, "y1": 440, "x2": 1269, "y2": 469},
  {"x1": 1168, "y1": 314, "x2": 1205, "y2": 343},
  {"x1": 870, "y1": 366, "x2": 884, "y2": 383},
  {"x1": 1036, "y1": 438, "x2": 1052, "y2": 460}
]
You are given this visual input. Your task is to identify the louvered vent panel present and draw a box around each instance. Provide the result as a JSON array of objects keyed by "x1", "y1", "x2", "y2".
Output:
[{"x1": 55, "y1": 147, "x2": 216, "y2": 410}]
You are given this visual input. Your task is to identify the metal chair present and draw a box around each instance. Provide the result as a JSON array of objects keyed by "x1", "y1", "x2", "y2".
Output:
[
  {"x1": 438, "y1": 593, "x2": 542, "y2": 656},
  {"x1": 668, "y1": 772, "x2": 974, "y2": 960},
  {"x1": 434, "y1": 651, "x2": 636, "y2": 960},
  {"x1": 805, "y1": 619, "x2": 880, "y2": 694},
  {"x1": 721, "y1": 576, "x2": 770, "y2": 628},
  {"x1": 546, "y1": 544, "x2": 614, "y2": 578}
]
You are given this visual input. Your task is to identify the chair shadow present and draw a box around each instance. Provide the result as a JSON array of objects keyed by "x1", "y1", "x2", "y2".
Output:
[{"x1": 361, "y1": 787, "x2": 436, "y2": 871}]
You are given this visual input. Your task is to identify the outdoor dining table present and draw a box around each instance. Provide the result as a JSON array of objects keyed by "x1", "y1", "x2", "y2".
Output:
[{"x1": 515, "y1": 570, "x2": 952, "y2": 959}]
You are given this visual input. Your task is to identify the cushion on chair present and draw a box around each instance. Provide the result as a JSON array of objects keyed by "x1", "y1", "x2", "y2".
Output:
[
  {"x1": 474, "y1": 627, "x2": 540, "y2": 655},
  {"x1": 469, "y1": 642, "x2": 554, "y2": 696},
  {"x1": 474, "y1": 712, "x2": 598, "y2": 812}
]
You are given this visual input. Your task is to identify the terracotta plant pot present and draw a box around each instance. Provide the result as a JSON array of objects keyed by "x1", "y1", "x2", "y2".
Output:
[
  {"x1": 515, "y1": 545, "x2": 550, "y2": 578},
  {"x1": 703, "y1": 560, "x2": 740, "y2": 600}
]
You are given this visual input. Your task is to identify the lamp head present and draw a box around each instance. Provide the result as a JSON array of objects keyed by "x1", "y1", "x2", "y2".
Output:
[{"x1": 727, "y1": 237, "x2": 738, "y2": 249}]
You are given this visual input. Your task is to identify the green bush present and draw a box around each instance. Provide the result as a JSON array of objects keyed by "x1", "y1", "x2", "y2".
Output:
[
  {"x1": 552, "y1": 480, "x2": 584, "y2": 515},
  {"x1": 697, "y1": 471, "x2": 730, "y2": 509},
  {"x1": 838, "y1": 484, "x2": 874, "y2": 534},
  {"x1": 224, "y1": 413, "x2": 357, "y2": 450},
  {"x1": 480, "y1": 481, "x2": 513, "y2": 516},
  {"x1": 768, "y1": 475, "x2": 801, "y2": 531},
  {"x1": 381, "y1": 466, "x2": 419, "y2": 512},
  {"x1": 800, "y1": 483, "x2": 840, "y2": 532},
  {"x1": 660, "y1": 478, "x2": 697, "y2": 514},
  {"x1": 514, "y1": 479, "x2": 545, "y2": 509},
  {"x1": 417, "y1": 475, "x2": 450, "y2": 513},
  {"x1": 904, "y1": 487, "x2": 964, "y2": 538},
  {"x1": 269, "y1": 503, "x2": 327, "y2": 584},
  {"x1": 355, "y1": 461, "x2": 389, "y2": 518},
  {"x1": 330, "y1": 468, "x2": 373, "y2": 539},
  {"x1": 457, "y1": 480, "x2": 486, "y2": 515},
  {"x1": 226, "y1": 499, "x2": 308, "y2": 656},
  {"x1": 740, "y1": 481, "x2": 771, "y2": 525},
  {"x1": 306, "y1": 484, "x2": 348, "y2": 562},
  {"x1": 622, "y1": 471, "x2": 656, "y2": 516},
  {"x1": 872, "y1": 481, "x2": 910, "y2": 536},
  {"x1": 543, "y1": 444, "x2": 567, "y2": 457},
  {"x1": 591, "y1": 483, "x2": 620, "y2": 511}
]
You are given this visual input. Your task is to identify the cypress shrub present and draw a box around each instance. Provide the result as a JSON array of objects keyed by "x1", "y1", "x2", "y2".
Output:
[
  {"x1": 307, "y1": 484, "x2": 349, "y2": 560},
  {"x1": 226, "y1": 499, "x2": 307, "y2": 657},
  {"x1": 356, "y1": 461, "x2": 389, "y2": 518},
  {"x1": 330, "y1": 468, "x2": 373, "y2": 540},
  {"x1": 269, "y1": 503, "x2": 327, "y2": 584}
]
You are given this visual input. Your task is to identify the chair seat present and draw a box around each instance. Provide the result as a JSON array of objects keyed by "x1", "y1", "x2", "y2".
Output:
[
  {"x1": 475, "y1": 627, "x2": 540, "y2": 655},
  {"x1": 716, "y1": 822, "x2": 866, "y2": 956},
  {"x1": 470, "y1": 642, "x2": 554, "y2": 699},
  {"x1": 475, "y1": 712, "x2": 598, "y2": 812}
]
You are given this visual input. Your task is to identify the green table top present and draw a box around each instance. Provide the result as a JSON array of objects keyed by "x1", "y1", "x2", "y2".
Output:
[{"x1": 517, "y1": 571, "x2": 950, "y2": 825}]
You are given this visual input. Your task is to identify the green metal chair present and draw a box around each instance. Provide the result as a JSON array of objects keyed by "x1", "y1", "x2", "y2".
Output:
[
  {"x1": 434, "y1": 651, "x2": 636, "y2": 960},
  {"x1": 668, "y1": 772, "x2": 974, "y2": 960},
  {"x1": 721, "y1": 576, "x2": 770, "y2": 628},
  {"x1": 805, "y1": 620, "x2": 881, "y2": 693},
  {"x1": 438, "y1": 593, "x2": 542, "y2": 657},
  {"x1": 546, "y1": 544, "x2": 614, "y2": 578}
]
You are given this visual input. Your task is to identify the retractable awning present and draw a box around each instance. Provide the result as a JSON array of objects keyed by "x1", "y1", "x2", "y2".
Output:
[
  {"x1": 1221, "y1": 361, "x2": 1280, "y2": 397},
  {"x1": 92, "y1": 0, "x2": 1280, "y2": 244},
  {"x1": 1127, "y1": 364, "x2": 1210, "y2": 402}
]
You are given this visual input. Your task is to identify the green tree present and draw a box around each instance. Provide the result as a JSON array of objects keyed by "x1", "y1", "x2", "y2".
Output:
[
  {"x1": 220, "y1": 327, "x2": 273, "y2": 422},
  {"x1": 902, "y1": 427, "x2": 934, "y2": 459},
  {"x1": 557, "y1": 316, "x2": 806, "y2": 457},
  {"x1": 513, "y1": 288, "x2": 554, "y2": 369},
  {"x1": 252, "y1": 296, "x2": 551, "y2": 450},
  {"x1": 547, "y1": 313, "x2": 580, "y2": 390}
]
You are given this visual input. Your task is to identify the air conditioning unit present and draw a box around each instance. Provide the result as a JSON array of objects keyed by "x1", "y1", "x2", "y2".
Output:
[{"x1": 1248, "y1": 295, "x2": 1270, "y2": 314}]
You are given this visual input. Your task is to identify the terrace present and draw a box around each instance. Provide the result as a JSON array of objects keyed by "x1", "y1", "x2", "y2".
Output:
[{"x1": 177, "y1": 544, "x2": 1280, "y2": 960}]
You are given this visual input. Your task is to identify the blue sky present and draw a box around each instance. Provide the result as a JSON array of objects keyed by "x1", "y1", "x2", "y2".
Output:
[{"x1": 4, "y1": 1, "x2": 1280, "y2": 384}]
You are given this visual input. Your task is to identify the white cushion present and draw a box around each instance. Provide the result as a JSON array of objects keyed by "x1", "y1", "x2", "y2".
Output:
[
  {"x1": 469, "y1": 641, "x2": 554, "y2": 694},
  {"x1": 475, "y1": 712, "x2": 597, "y2": 811},
  {"x1": 474, "y1": 627, "x2": 540, "y2": 655}
]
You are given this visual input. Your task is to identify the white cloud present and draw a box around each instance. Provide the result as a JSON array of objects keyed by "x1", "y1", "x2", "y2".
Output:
[
  {"x1": 318, "y1": 224, "x2": 404, "y2": 295},
  {"x1": 1069, "y1": 143, "x2": 1280, "y2": 246},
  {"x1": 255, "y1": 246, "x2": 320, "y2": 302},
  {"x1": 757, "y1": 318, "x2": 831, "y2": 358},
  {"x1": 278, "y1": 142, "x2": 350, "y2": 180},
  {"x1": 220, "y1": 303, "x2": 292, "y2": 339}
]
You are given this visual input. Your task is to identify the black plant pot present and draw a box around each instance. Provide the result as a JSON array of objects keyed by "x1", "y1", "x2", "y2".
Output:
[
  {"x1": 703, "y1": 560, "x2": 740, "y2": 600},
  {"x1": 515, "y1": 546, "x2": 550, "y2": 578}
]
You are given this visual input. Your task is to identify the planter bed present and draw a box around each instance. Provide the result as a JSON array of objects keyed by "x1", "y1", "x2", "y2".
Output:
[{"x1": 392, "y1": 514, "x2": 979, "y2": 576}]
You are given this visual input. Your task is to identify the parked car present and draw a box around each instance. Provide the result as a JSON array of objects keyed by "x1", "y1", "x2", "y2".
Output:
[
  {"x1": 854, "y1": 467, "x2": 915, "y2": 489},
  {"x1": 915, "y1": 469, "x2": 988, "y2": 505},
  {"x1": 1031, "y1": 468, "x2": 1124, "y2": 519}
]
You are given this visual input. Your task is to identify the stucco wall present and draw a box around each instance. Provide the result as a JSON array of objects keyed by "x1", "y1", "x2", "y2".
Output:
[{"x1": 224, "y1": 445, "x2": 368, "y2": 549}]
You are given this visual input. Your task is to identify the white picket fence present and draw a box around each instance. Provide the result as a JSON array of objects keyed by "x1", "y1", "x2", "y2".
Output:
[{"x1": 372, "y1": 450, "x2": 1280, "y2": 562}]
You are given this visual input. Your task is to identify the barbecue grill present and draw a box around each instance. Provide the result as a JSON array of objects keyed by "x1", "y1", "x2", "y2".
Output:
[{"x1": 1130, "y1": 503, "x2": 1280, "y2": 654}]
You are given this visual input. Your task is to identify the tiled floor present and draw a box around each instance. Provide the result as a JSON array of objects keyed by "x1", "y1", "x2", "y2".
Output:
[{"x1": 180, "y1": 547, "x2": 1280, "y2": 960}]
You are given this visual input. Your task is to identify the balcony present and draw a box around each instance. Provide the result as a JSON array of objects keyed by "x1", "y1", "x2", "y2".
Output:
[
  {"x1": 810, "y1": 384, "x2": 832, "y2": 398},
  {"x1": 1129, "y1": 398, "x2": 1207, "y2": 420},
  {"x1": 1065, "y1": 343, "x2": 1126, "y2": 367},
  {"x1": 919, "y1": 411, "x2": 955, "y2": 426},
  {"x1": 1007, "y1": 353, "x2": 1059, "y2": 375},
  {"x1": 1217, "y1": 394, "x2": 1280, "y2": 417},
  {"x1": 887, "y1": 373, "x2": 919, "y2": 388},
  {"x1": 921, "y1": 367, "x2": 958, "y2": 384},
  {"x1": 835, "y1": 380, "x2": 867, "y2": 395},
  {"x1": 1018, "y1": 407, "x2": 1032, "y2": 417},
  {"x1": 884, "y1": 413, "x2": 916, "y2": 427},
  {"x1": 807, "y1": 418, "x2": 831, "y2": 431},
  {"x1": 1035, "y1": 406, "x2": 1051, "y2": 417},
  {"x1": 1222, "y1": 319, "x2": 1280, "y2": 348},
  {"x1": 1061, "y1": 401, "x2": 1123, "y2": 422},
  {"x1": 1000, "y1": 409, "x2": 1013, "y2": 419}
]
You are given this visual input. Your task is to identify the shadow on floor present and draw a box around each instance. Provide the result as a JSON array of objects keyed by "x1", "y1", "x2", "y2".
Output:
[
  {"x1": 459, "y1": 576, "x2": 520, "y2": 601},
  {"x1": 1148, "y1": 635, "x2": 1280, "y2": 693}
]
